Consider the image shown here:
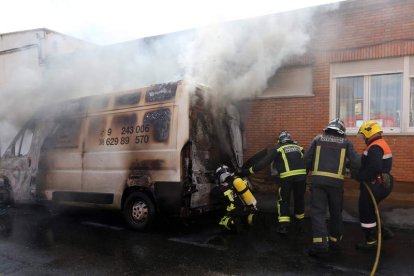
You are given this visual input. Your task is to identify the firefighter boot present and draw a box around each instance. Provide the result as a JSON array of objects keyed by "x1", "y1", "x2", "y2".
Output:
[
  {"x1": 276, "y1": 222, "x2": 289, "y2": 235},
  {"x1": 294, "y1": 218, "x2": 305, "y2": 233},
  {"x1": 329, "y1": 241, "x2": 343, "y2": 252},
  {"x1": 234, "y1": 217, "x2": 247, "y2": 235},
  {"x1": 219, "y1": 216, "x2": 235, "y2": 232},
  {"x1": 356, "y1": 228, "x2": 377, "y2": 250},
  {"x1": 329, "y1": 236, "x2": 343, "y2": 252}
]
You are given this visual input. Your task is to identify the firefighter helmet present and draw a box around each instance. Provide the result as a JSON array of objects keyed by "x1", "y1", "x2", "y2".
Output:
[
  {"x1": 215, "y1": 165, "x2": 232, "y2": 184},
  {"x1": 358, "y1": 120, "x2": 382, "y2": 138},
  {"x1": 324, "y1": 118, "x2": 346, "y2": 135},
  {"x1": 278, "y1": 131, "x2": 293, "y2": 144}
]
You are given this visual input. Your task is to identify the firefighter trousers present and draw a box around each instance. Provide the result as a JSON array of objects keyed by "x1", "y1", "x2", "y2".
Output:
[
  {"x1": 277, "y1": 179, "x2": 306, "y2": 223},
  {"x1": 359, "y1": 176, "x2": 393, "y2": 228},
  {"x1": 310, "y1": 184, "x2": 344, "y2": 248},
  {"x1": 219, "y1": 207, "x2": 255, "y2": 232}
]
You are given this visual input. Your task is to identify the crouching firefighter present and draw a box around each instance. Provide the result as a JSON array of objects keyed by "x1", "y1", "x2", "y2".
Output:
[{"x1": 214, "y1": 165, "x2": 258, "y2": 233}]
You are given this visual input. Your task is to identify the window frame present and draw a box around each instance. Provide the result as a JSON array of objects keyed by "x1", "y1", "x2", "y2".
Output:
[
  {"x1": 408, "y1": 77, "x2": 414, "y2": 132},
  {"x1": 4, "y1": 125, "x2": 34, "y2": 158},
  {"x1": 260, "y1": 65, "x2": 314, "y2": 98},
  {"x1": 331, "y1": 57, "x2": 414, "y2": 135}
]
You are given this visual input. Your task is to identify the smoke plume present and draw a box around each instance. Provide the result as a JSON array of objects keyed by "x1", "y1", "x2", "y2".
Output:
[
  {"x1": 0, "y1": 8, "x2": 317, "y2": 152},
  {"x1": 182, "y1": 10, "x2": 314, "y2": 100}
]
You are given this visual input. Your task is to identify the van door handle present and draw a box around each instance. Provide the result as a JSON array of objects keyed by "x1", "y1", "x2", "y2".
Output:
[{"x1": 28, "y1": 157, "x2": 31, "y2": 167}]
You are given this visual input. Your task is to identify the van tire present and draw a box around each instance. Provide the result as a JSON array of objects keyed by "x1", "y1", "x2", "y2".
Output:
[{"x1": 123, "y1": 191, "x2": 155, "y2": 231}]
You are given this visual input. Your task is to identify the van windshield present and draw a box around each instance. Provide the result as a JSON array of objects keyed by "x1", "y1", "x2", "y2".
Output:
[{"x1": 4, "y1": 127, "x2": 34, "y2": 158}]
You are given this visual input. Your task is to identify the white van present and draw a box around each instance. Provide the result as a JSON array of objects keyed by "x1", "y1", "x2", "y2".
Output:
[{"x1": 0, "y1": 80, "x2": 244, "y2": 230}]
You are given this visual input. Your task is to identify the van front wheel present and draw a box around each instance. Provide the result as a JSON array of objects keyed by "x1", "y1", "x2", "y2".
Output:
[{"x1": 123, "y1": 191, "x2": 155, "y2": 231}]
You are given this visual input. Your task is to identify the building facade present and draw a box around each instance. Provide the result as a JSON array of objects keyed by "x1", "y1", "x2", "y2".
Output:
[
  {"x1": 0, "y1": 28, "x2": 94, "y2": 88},
  {"x1": 1, "y1": 1, "x2": 413, "y2": 184},
  {"x1": 0, "y1": 28, "x2": 95, "y2": 152},
  {"x1": 245, "y1": 0, "x2": 414, "y2": 183}
]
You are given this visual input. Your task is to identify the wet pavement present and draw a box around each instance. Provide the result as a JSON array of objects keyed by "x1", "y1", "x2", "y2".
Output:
[{"x1": 0, "y1": 192, "x2": 413, "y2": 275}]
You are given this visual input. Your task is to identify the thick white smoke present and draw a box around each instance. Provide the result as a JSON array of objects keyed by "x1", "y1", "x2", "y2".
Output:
[
  {"x1": 42, "y1": 34, "x2": 189, "y2": 99},
  {"x1": 182, "y1": 10, "x2": 314, "y2": 99},
  {"x1": 0, "y1": 34, "x2": 188, "y2": 152},
  {"x1": 0, "y1": 8, "x2": 317, "y2": 153},
  {"x1": 179, "y1": 9, "x2": 316, "y2": 167}
]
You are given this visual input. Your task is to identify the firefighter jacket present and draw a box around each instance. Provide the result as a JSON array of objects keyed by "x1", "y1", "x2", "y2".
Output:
[
  {"x1": 247, "y1": 142, "x2": 307, "y2": 182},
  {"x1": 305, "y1": 133, "x2": 360, "y2": 187},
  {"x1": 358, "y1": 136, "x2": 392, "y2": 182},
  {"x1": 216, "y1": 176, "x2": 257, "y2": 231}
]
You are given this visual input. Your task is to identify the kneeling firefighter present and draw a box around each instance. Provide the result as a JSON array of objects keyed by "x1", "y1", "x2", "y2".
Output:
[{"x1": 214, "y1": 165, "x2": 258, "y2": 233}]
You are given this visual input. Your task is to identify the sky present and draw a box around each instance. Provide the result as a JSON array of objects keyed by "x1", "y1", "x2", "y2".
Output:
[{"x1": 0, "y1": 0, "x2": 344, "y2": 45}]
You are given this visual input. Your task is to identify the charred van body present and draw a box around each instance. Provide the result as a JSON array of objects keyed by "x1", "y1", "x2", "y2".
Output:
[{"x1": 0, "y1": 80, "x2": 244, "y2": 230}]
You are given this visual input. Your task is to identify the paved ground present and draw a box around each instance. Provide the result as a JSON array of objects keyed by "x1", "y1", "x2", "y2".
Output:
[
  {"x1": 0, "y1": 179, "x2": 413, "y2": 275},
  {"x1": 1, "y1": 203, "x2": 414, "y2": 275},
  {"x1": 253, "y1": 178, "x2": 414, "y2": 229}
]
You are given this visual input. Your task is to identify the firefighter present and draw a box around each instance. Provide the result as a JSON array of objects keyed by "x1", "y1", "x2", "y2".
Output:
[
  {"x1": 304, "y1": 118, "x2": 360, "y2": 257},
  {"x1": 241, "y1": 131, "x2": 307, "y2": 234},
  {"x1": 214, "y1": 165, "x2": 257, "y2": 233},
  {"x1": 356, "y1": 120, "x2": 394, "y2": 250}
]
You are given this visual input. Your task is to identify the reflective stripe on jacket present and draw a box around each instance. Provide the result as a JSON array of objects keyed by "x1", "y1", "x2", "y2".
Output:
[
  {"x1": 276, "y1": 144, "x2": 307, "y2": 179},
  {"x1": 311, "y1": 144, "x2": 346, "y2": 180},
  {"x1": 305, "y1": 134, "x2": 360, "y2": 187},
  {"x1": 363, "y1": 138, "x2": 392, "y2": 159},
  {"x1": 359, "y1": 137, "x2": 392, "y2": 181}
]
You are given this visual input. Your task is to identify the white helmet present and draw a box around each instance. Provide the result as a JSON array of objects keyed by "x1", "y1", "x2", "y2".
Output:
[{"x1": 215, "y1": 165, "x2": 232, "y2": 184}]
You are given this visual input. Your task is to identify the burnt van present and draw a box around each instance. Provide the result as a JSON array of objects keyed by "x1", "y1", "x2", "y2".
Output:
[{"x1": 0, "y1": 80, "x2": 244, "y2": 230}]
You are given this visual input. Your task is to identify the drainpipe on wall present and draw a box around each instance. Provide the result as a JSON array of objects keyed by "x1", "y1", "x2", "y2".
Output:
[{"x1": 36, "y1": 31, "x2": 46, "y2": 65}]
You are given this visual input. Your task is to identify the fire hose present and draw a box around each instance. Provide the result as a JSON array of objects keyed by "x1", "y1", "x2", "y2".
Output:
[{"x1": 363, "y1": 181, "x2": 382, "y2": 276}]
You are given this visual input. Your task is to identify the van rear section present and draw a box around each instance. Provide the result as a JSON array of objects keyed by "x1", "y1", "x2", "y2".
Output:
[{"x1": 0, "y1": 80, "x2": 244, "y2": 230}]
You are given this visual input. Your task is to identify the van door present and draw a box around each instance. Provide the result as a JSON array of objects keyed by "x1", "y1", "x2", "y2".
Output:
[
  {"x1": 225, "y1": 104, "x2": 244, "y2": 168},
  {"x1": 37, "y1": 117, "x2": 83, "y2": 201},
  {"x1": 0, "y1": 125, "x2": 35, "y2": 202}
]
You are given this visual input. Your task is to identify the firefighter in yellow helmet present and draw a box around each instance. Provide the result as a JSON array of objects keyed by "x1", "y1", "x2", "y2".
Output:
[
  {"x1": 356, "y1": 120, "x2": 394, "y2": 250},
  {"x1": 241, "y1": 131, "x2": 307, "y2": 235},
  {"x1": 304, "y1": 118, "x2": 360, "y2": 257},
  {"x1": 213, "y1": 165, "x2": 257, "y2": 233}
]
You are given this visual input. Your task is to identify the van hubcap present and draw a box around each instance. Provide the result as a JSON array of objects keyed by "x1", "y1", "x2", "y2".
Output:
[{"x1": 131, "y1": 201, "x2": 148, "y2": 222}]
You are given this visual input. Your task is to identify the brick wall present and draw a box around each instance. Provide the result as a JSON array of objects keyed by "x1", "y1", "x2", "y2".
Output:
[{"x1": 244, "y1": 0, "x2": 414, "y2": 183}]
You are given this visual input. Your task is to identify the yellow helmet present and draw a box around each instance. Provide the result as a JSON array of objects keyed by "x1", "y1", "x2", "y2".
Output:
[{"x1": 358, "y1": 120, "x2": 382, "y2": 138}]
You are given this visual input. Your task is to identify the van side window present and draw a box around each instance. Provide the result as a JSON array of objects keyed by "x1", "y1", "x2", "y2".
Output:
[
  {"x1": 145, "y1": 83, "x2": 177, "y2": 103},
  {"x1": 50, "y1": 118, "x2": 81, "y2": 148},
  {"x1": 89, "y1": 96, "x2": 110, "y2": 111},
  {"x1": 112, "y1": 113, "x2": 137, "y2": 126},
  {"x1": 143, "y1": 109, "x2": 171, "y2": 142},
  {"x1": 11, "y1": 128, "x2": 33, "y2": 157},
  {"x1": 115, "y1": 92, "x2": 141, "y2": 107}
]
